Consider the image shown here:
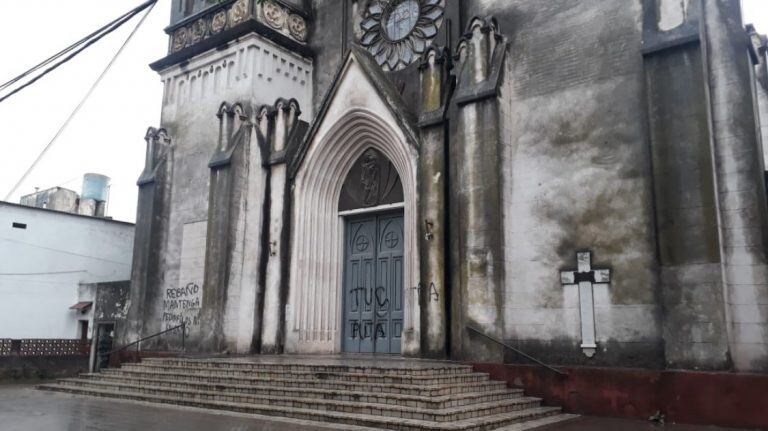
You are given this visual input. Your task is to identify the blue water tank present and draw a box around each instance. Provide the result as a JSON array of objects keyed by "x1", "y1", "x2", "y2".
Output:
[{"x1": 81, "y1": 173, "x2": 110, "y2": 202}]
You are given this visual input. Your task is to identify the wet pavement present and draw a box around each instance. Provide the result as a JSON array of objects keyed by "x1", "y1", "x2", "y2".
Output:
[
  {"x1": 536, "y1": 416, "x2": 751, "y2": 431},
  {"x1": 0, "y1": 384, "x2": 752, "y2": 431}
]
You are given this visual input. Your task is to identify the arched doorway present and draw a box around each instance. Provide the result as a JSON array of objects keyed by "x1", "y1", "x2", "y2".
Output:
[
  {"x1": 339, "y1": 148, "x2": 405, "y2": 354},
  {"x1": 286, "y1": 108, "x2": 420, "y2": 355}
]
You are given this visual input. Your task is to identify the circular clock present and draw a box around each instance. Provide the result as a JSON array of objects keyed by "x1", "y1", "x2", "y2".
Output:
[{"x1": 360, "y1": 0, "x2": 445, "y2": 71}]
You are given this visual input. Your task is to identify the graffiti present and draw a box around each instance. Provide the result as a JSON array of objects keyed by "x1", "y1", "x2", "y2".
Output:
[
  {"x1": 161, "y1": 312, "x2": 200, "y2": 327},
  {"x1": 375, "y1": 323, "x2": 387, "y2": 339},
  {"x1": 375, "y1": 286, "x2": 389, "y2": 317},
  {"x1": 349, "y1": 286, "x2": 372, "y2": 308},
  {"x1": 350, "y1": 321, "x2": 373, "y2": 340},
  {"x1": 413, "y1": 282, "x2": 440, "y2": 302},
  {"x1": 163, "y1": 282, "x2": 202, "y2": 330},
  {"x1": 169, "y1": 221, "x2": 207, "y2": 331}
]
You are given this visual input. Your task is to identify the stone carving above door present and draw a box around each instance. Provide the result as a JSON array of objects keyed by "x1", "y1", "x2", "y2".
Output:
[
  {"x1": 359, "y1": 0, "x2": 445, "y2": 71},
  {"x1": 339, "y1": 148, "x2": 404, "y2": 211}
]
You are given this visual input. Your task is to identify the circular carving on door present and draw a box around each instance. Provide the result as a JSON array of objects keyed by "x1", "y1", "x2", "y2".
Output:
[
  {"x1": 384, "y1": 231, "x2": 399, "y2": 249},
  {"x1": 355, "y1": 235, "x2": 370, "y2": 252}
]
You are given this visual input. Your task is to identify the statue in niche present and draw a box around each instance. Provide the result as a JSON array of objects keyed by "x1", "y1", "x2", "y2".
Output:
[
  {"x1": 361, "y1": 150, "x2": 381, "y2": 206},
  {"x1": 339, "y1": 148, "x2": 404, "y2": 211}
]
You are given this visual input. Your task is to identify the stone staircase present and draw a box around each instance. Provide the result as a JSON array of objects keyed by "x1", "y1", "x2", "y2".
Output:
[{"x1": 38, "y1": 356, "x2": 575, "y2": 430}]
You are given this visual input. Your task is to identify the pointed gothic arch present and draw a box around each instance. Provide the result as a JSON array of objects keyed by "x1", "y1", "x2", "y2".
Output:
[{"x1": 286, "y1": 108, "x2": 420, "y2": 354}]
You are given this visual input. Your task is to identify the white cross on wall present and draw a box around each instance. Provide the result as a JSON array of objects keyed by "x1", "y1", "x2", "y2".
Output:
[{"x1": 560, "y1": 251, "x2": 611, "y2": 358}]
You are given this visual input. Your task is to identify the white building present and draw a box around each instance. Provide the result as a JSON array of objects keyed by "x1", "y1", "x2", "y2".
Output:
[{"x1": 0, "y1": 202, "x2": 134, "y2": 340}]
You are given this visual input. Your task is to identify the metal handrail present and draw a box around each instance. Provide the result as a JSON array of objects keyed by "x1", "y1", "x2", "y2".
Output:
[
  {"x1": 106, "y1": 322, "x2": 186, "y2": 357},
  {"x1": 466, "y1": 326, "x2": 568, "y2": 377}
]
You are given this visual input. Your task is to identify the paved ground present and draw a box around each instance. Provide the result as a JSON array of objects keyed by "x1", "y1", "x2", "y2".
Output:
[
  {"x1": 0, "y1": 384, "x2": 751, "y2": 431},
  {"x1": 535, "y1": 417, "x2": 751, "y2": 431}
]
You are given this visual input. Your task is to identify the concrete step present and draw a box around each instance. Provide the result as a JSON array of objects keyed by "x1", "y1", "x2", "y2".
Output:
[
  {"x1": 118, "y1": 362, "x2": 490, "y2": 385},
  {"x1": 66, "y1": 375, "x2": 523, "y2": 409},
  {"x1": 49, "y1": 379, "x2": 542, "y2": 422},
  {"x1": 92, "y1": 369, "x2": 506, "y2": 396},
  {"x1": 143, "y1": 357, "x2": 474, "y2": 376},
  {"x1": 37, "y1": 383, "x2": 564, "y2": 431}
]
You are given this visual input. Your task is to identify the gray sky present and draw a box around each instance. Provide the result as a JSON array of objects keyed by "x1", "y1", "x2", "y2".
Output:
[{"x1": 1, "y1": 1, "x2": 767, "y2": 223}]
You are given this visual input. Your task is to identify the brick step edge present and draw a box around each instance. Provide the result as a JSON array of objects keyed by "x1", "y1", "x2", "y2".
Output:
[
  {"x1": 67, "y1": 375, "x2": 523, "y2": 408},
  {"x1": 50, "y1": 379, "x2": 541, "y2": 421},
  {"x1": 37, "y1": 384, "x2": 562, "y2": 431},
  {"x1": 97, "y1": 369, "x2": 505, "y2": 395},
  {"x1": 81, "y1": 369, "x2": 507, "y2": 397},
  {"x1": 119, "y1": 364, "x2": 490, "y2": 383},
  {"x1": 143, "y1": 358, "x2": 473, "y2": 376}
]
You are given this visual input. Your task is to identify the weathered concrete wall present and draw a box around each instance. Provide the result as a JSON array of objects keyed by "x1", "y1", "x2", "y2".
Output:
[
  {"x1": 92, "y1": 281, "x2": 130, "y2": 323},
  {"x1": 473, "y1": 0, "x2": 662, "y2": 367},
  {"x1": 0, "y1": 203, "x2": 134, "y2": 339},
  {"x1": 757, "y1": 50, "x2": 768, "y2": 168},
  {"x1": 703, "y1": 0, "x2": 768, "y2": 372},
  {"x1": 645, "y1": 43, "x2": 730, "y2": 369},
  {"x1": 0, "y1": 356, "x2": 88, "y2": 382},
  {"x1": 309, "y1": 0, "x2": 345, "y2": 114},
  {"x1": 418, "y1": 48, "x2": 450, "y2": 358},
  {"x1": 449, "y1": 19, "x2": 506, "y2": 363},
  {"x1": 141, "y1": 33, "x2": 312, "y2": 354},
  {"x1": 121, "y1": 129, "x2": 173, "y2": 348},
  {"x1": 19, "y1": 188, "x2": 79, "y2": 214}
]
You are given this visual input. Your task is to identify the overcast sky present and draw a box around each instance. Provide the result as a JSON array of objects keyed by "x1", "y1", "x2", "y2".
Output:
[{"x1": 1, "y1": 1, "x2": 767, "y2": 223}]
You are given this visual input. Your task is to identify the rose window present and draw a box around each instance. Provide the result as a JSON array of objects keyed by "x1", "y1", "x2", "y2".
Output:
[{"x1": 360, "y1": 0, "x2": 445, "y2": 71}]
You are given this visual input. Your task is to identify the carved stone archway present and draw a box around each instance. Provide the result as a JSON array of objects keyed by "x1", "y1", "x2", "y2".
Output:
[{"x1": 286, "y1": 108, "x2": 420, "y2": 355}]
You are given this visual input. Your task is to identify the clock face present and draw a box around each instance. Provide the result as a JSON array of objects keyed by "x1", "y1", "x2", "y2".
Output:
[{"x1": 360, "y1": 0, "x2": 445, "y2": 71}]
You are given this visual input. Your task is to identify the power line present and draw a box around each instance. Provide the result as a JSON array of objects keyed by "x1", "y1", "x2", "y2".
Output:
[
  {"x1": 0, "y1": 0, "x2": 157, "y2": 96},
  {"x1": 2, "y1": 0, "x2": 158, "y2": 202},
  {"x1": 0, "y1": 1, "x2": 156, "y2": 93},
  {"x1": 0, "y1": 270, "x2": 87, "y2": 276}
]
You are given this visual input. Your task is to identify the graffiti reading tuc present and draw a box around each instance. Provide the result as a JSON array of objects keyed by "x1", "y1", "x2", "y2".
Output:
[{"x1": 349, "y1": 285, "x2": 391, "y2": 340}]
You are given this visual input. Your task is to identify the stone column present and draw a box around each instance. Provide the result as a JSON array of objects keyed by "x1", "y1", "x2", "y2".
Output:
[
  {"x1": 703, "y1": 0, "x2": 768, "y2": 372},
  {"x1": 199, "y1": 103, "x2": 251, "y2": 352},
  {"x1": 643, "y1": 0, "x2": 731, "y2": 370},
  {"x1": 418, "y1": 47, "x2": 451, "y2": 358},
  {"x1": 119, "y1": 128, "x2": 172, "y2": 346},
  {"x1": 261, "y1": 99, "x2": 301, "y2": 354},
  {"x1": 451, "y1": 18, "x2": 507, "y2": 363}
]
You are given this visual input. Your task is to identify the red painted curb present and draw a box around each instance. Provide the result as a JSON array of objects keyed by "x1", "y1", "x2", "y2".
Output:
[{"x1": 469, "y1": 363, "x2": 768, "y2": 429}]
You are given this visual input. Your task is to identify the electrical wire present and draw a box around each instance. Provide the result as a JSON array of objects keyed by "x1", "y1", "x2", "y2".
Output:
[
  {"x1": 2, "y1": 0, "x2": 158, "y2": 202},
  {"x1": 0, "y1": 0, "x2": 156, "y2": 93},
  {"x1": 0, "y1": 270, "x2": 87, "y2": 276}
]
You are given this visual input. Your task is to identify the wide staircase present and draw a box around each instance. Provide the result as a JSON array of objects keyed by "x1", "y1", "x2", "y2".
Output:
[{"x1": 38, "y1": 356, "x2": 575, "y2": 430}]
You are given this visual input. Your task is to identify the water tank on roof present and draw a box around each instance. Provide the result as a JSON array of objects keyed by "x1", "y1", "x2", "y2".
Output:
[{"x1": 81, "y1": 173, "x2": 110, "y2": 202}]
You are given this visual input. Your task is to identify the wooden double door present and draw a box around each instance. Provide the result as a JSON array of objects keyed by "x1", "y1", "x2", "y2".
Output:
[{"x1": 342, "y1": 212, "x2": 404, "y2": 354}]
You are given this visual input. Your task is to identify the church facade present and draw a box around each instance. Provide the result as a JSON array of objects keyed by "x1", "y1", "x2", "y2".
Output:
[{"x1": 122, "y1": 0, "x2": 768, "y2": 373}]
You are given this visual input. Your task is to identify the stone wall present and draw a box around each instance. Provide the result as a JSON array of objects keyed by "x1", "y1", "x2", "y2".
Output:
[
  {"x1": 138, "y1": 32, "x2": 313, "y2": 354},
  {"x1": 0, "y1": 356, "x2": 88, "y2": 382},
  {"x1": 478, "y1": 0, "x2": 662, "y2": 367}
]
